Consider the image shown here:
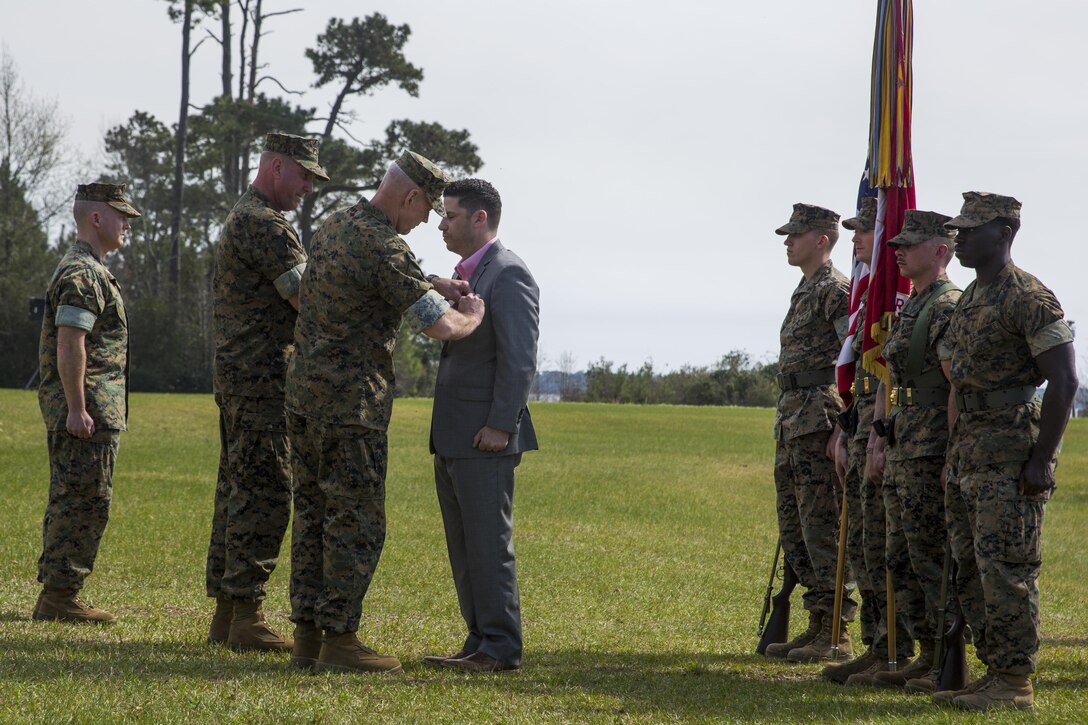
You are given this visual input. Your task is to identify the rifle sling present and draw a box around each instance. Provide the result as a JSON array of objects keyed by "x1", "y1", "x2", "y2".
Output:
[{"x1": 891, "y1": 280, "x2": 958, "y2": 416}]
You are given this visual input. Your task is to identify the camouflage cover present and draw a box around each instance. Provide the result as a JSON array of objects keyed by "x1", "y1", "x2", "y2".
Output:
[
  {"x1": 841, "y1": 196, "x2": 877, "y2": 232},
  {"x1": 75, "y1": 182, "x2": 140, "y2": 218},
  {"x1": 775, "y1": 203, "x2": 840, "y2": 235},
  {"x1": 887, "y1": 209, "x2": 955, "y2": 247},
  {"x1": 944, "y1": 191, "x2": 1021, "y2": 229},
  {"x1": 263, "y1": 132, "x2": 329, "y2": 180}
]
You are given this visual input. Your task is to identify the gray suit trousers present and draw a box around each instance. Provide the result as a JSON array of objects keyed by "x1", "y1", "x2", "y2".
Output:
[{"x1": 434, "y1": 453, "x2": 522, "y2": 664}]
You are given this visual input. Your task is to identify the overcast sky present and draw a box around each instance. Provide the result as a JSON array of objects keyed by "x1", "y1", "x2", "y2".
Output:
[{"x1": 4, "y1": 1, "x2": 1086, "y2": 373}]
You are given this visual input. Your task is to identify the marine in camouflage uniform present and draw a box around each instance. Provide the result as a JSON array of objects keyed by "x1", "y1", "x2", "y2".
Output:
[
  {"x1": 867, "y1": 210, "x2": 962, "y2": 689},
  {"x1": 823, "y1": 198, "x2": 913, "y2": 684},
  {"x1": 205, "y1": 133, "x2": 329, "y2": 651},
  {"x1": 937, "y1": 192, "x2": 1077, "y2": 711},
  {"x1": 34, "y1": 183, "x2": 140, "y2": 624},
  {"x1": 764, "y1": 203, "x2": 856, "y2": 662},
  {"x1": 285, "y1": 151, "x2": 484, "y2": 674}
]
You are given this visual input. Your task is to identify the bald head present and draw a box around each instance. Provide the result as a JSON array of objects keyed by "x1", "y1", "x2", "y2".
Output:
[{"x1": 378, "y1": 162, "x2": 417, "y2": 198}]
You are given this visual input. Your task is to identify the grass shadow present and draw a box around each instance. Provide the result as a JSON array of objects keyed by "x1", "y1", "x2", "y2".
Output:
[
  {"x1": 432, "y1": 649, "x2": 940, "y2": 721},
  {"x1": 0, "y1": 632, "x2": 293, "y2": 682}
]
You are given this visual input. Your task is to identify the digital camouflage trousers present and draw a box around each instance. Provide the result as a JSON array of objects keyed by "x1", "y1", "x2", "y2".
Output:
[
  {"x1": 205, "y1": 394, "x2": 292, "y2": 602},
  {"x1": 38, "y1": 429, "x2": 120, "y2": 591},
  {"x1": 774, "y1": 431, "x2": 857, "y2": 621},
  {"x1": 883, "y1": 454, "x2": 946, "y2": 644},
  {"x1": 947, "y1": 460, "x2": 1047, "y2": 675},
  {"x1": 287, "y1": 411, "x2": 388, "y2": 635}
]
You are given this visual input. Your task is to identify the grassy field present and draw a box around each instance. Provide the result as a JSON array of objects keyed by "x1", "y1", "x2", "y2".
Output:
[{"x1": 0, "y1": 389, "x2": 1085, "y2": 723}]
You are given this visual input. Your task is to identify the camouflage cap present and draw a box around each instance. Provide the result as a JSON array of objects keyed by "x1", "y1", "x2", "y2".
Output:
[
  {"x1": 888, "y1": 210, "x2": 956, "y2": 247},
  {"x1": 842, "y1": 196, "x2": 877, "y2": 232},
  {"x1": 395, "y1": 150, "x2": 451, "y2": 217},
  {"x1": 775, "y1": 203, "x2": 840, "y2": 235},
  {"x1": 944, "y1": 191, "x2": 1021, "y2": 229},
  {"x1": 263, "y1": 132, "x2": 329, "y2": 181},
  {"x1": 75, "y1": 182, "x2": 141, "y2": 218}
]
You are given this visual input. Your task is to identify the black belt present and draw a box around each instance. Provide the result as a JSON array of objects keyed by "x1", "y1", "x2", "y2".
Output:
[
  {"x1": 851, "y1": 373, "x2": 879, "y2": 397},
  {"x1": 955, "y1": 385, "x2": 1037, "y2": 414},
  {"x1": 777, "y1": 368, "x2": 835, "y2": 392},
  {"x1": 890, "y1": 386, "x2": 948, "y2": 408}
]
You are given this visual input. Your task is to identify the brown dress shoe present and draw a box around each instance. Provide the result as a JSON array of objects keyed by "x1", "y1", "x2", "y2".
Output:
[
  {"x1": 448, "y1": 651, "x2": 519, "y2": 673},
  {"x1": 423, "y1": 648, "x2": 472, "y2": 667}
]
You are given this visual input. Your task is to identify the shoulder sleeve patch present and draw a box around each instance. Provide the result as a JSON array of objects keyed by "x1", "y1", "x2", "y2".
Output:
[
  {"x1": 403, "y1": 288, "x2": 450, "y2": 334},
  {"x1": 56, "y1": 304, "x2": 98, "y2": 332},
  {"x1": 1027, "y1": 319, "x2": 1074, "y2": 358},
  {"x1": 273, "y1": 262, "x2": 306, "y2": 299}
]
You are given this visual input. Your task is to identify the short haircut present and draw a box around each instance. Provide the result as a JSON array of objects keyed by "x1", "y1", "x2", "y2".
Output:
[
  {"x1": 994, "y1": 215, "x2": 1021, "y2": 240},
  {"x1": 444, "y1": 178, "x2": 501, "y2": 230},
  {"x1": 73, "y1": 199, "x2": 105, "y2": 224},
  {"x1": 824, "y1": 227, "x2": 840, "y2": 248},
  {"x1": 939, "y1": 240, "x2": 956, "y2": 264},
  {"x1": 380, "y1": 161, "x2": 413, "y2": 192}
]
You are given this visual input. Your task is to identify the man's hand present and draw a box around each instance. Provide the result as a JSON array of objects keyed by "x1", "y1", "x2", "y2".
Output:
[
  {"x1": 67, "y1": 409, "x2": 95, "y2": 439},
  {"x1": 431, "y1": 277, "x2": 472, "y2": 304},
  {"x1": 422, "y1": 294, "x2": 484, "y2": 341},
  {"x1": 825, "y1": 424, "x2": 841, "y2": 461},
  {"x1": 457, "y1": 293, "x2": 484, "y2": 318},
  {"x1": 1019, "y1": 455, "x2": 1056, "y2": 496},
  {"x1": 865, "y1": 436, "x2": 886, "y2": 485},
  {"x1": 473, "y1": 425, "x2": 510, "y2": 453},
  {"x1": 833, "y1": 433, "x2": 848, "y2": 484}
]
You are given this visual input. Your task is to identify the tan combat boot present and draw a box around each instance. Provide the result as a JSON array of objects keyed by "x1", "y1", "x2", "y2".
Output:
[
  {"x1": 764, "y1": 611, "x2": 822, "y2": 659},
  {"x1": 227, "y1": 600, "x2": 293, "y2": 652},
  {"x1": 822, "y1": 647, "x2": 879, "y2": 684},
  {"x1": 315, "y1": 632, "x2": 402, "y2": 674},
  {"x1": 32, "y1": 587, "x2": 115, "y2": 624},
  {"x1": 207, "y1": 596, "x2": 233, "y2": 645},
  {"x1": 904, "y1": 670, "x2": 939, "y2": 694},
  {"x1": 290, "y1": 621, "x2": 322, "y2": 671},
  {"x1": 872, "y1": 639, "x2": 935, "y2": 687},
  {"x1": 844, "y1": 657, "x2": 896, "y2": 686},
  {"x1": 954, "y1": 673, "x2": 1033, "y2": 711},
  {"x1": 787, "y1": 616, "x2": 852, "y2": 663},
  {"x1": 932, "y1": 671, "x2": 994, "y2": 706}
]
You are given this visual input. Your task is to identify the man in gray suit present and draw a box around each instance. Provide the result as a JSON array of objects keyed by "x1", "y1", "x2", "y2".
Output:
[{"x1": 423, "y1": 178, "x2": 540, "y2": 672}]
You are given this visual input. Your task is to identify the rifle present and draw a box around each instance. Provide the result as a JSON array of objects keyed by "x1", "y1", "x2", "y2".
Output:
[
  {"x1": 756, "y1": 540, "x2": 799, "y2": 654},
  {"x1": 829, "y1": 475, "x2": 849, "y2": 660},
  {"x1": 938, "y1": 557, "x2": 968, "y2": 691},
  {"x1": 931, "y1": 541, "x2": 952, "y2": 674},
  {"x1": 885, "y1": 509, "x2": 898, "y2": 672}
]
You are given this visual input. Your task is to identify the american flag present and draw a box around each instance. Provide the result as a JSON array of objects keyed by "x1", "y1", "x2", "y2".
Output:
[
  {"x1": 860, "y1": 0, "x2": 913, "y2": 384},
  {"x1": 836, "y1": 168, "x2": 879, "y2": 407}
]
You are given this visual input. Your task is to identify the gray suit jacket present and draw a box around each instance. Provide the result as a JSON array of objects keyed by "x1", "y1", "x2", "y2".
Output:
[{"x1": 430, "y1": 240, "x2": 540, "y2": 458}]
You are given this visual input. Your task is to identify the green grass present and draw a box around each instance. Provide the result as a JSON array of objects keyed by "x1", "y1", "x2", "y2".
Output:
[{"x1": 0, "y1": 389, "x2": 1085, "y2": 723}]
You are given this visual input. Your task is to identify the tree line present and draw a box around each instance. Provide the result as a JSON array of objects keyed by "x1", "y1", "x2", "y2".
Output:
[
  {"x1": 0, "y1": 2, "x2": 478, "y2": 395},
  {"x1": 555, "y1": 352, "x2": 780, "y2": 407},
  {"x1": 1, "y1": 3, "x2": 782, "y2": 409}
]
